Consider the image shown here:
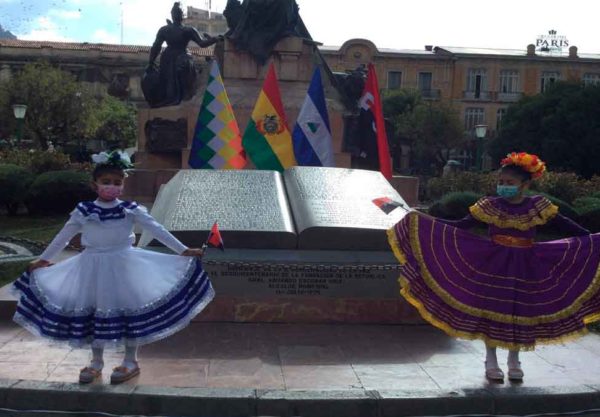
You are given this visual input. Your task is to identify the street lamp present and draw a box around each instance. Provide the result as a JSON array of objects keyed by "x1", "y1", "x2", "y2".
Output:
[
  {"x1": 474, "y1": 124, "x2": 487, "y2": 171},
  {"x1": 12, "y1": 104, "x2": 27, "y2": 146}
]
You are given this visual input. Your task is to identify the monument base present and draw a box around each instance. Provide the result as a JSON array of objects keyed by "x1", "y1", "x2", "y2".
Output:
[{"x1": 149, "y1": 248, "x2": 422, "y2": 324}]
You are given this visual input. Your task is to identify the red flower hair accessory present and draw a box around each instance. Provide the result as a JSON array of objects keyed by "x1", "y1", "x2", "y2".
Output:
[{"x1": 501, "y1": 152, "x2": 546, "y2": 179}]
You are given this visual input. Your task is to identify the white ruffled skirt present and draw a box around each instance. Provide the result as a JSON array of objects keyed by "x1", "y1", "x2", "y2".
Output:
[{"x1": 12, "y1": 247, "x2": 214, "y2": 347}]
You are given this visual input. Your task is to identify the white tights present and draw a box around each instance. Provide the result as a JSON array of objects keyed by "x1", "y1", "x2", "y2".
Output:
[
  {"x1": 485, "y1": 345, "x2": 520, "y2": 368},
  {"x1": 89, "y1": 345, "x2": 138, "y2": 370}
]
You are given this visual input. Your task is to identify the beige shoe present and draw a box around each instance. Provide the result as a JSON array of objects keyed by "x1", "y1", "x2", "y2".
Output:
[
  {"x1": 508, "y1": 361, "x2": 524, "y2": 381},
  {"x1": 110, "y1": 362, "x2": 140, "y2": 384},
  {"x1": 79, "y1": 367, "x2": 102, "y2": 384},
  {"x1": 485, "y1": 361, "x2": 504, "y2": 382}
]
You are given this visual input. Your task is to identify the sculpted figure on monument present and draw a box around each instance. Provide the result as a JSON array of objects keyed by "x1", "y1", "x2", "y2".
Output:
[
  {"x1": 223, "y1": 0, "x2": 311, "y2": 64},
  {"x1": 142, "y1": 2, "x2": 222, "y2": 108}
]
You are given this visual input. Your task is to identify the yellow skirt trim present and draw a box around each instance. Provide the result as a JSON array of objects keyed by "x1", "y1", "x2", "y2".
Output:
[
  {"x1": 398, "y1": 276, "x2": 598, "y2": 351},
  {"x1": 389, "y1": 213, "x2": 600, "y2": 326},
  {"x1": 386, "y1": 227, "x2": 407, "y2": 265}
]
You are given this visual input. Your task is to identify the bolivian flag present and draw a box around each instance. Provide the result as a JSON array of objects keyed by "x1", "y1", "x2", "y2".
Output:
[{"x1": 242, "y1": 63, "x2": 297, "y2": 171}]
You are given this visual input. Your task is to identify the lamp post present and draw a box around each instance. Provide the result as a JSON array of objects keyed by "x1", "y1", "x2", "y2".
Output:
[
  {"x1": 12, "y1": 104, "x2": 27, "y2": 146},
  {"x1": 474, "y1": 124, "x2": 487, "y2": 171}
]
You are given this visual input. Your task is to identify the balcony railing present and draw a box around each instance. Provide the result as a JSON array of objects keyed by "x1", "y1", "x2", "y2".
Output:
[
  {"x1": 497, "y1": 92, "x2": 523, "y2": 102},
  {"x1": 463, "y1": 91, "x2": 491, "y2": 101}
]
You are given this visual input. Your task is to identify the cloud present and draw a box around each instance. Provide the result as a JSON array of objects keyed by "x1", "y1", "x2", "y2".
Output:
[
  {"x1": 49, "y1": 9, "x2": 82, "y2": 20},
  {"x1": 18, "y1": 16, "x2": 73, "y2": 42},
  {"x1": 92, "y1": 29, "x2": 119, "y2": 44}
]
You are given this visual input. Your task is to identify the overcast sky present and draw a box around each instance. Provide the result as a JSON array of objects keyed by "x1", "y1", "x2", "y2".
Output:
[{"x1": 2, "y1": 0, "x2": 599, "y2": 52}]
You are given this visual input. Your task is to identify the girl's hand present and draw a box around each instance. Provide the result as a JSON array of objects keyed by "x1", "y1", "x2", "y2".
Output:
[
  {"x1": 27, "y1": 259, "x2": 51, "y2": 273},
  {"x1": 182, "y1": 248, "x2": 204, "y2": 258}
]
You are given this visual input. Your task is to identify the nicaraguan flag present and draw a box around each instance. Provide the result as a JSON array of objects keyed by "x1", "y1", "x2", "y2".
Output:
[{"x1": 292, "y1": 67, "x2": 335, "y2": 167}]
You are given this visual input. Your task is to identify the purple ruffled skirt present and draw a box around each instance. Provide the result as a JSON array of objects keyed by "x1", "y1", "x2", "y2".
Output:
[{"x1": 388, "y1": 212, "x2": 600, "y2": 350}]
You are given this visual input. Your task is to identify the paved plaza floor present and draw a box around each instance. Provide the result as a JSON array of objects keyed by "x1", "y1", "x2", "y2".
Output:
[{"x1": 1, "y1": 320, "x2": 599, "y2": 391}]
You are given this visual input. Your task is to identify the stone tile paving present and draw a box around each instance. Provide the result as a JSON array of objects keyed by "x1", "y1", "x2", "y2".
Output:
[{"x1": 0, "y1": 320, "x2": 599, "y2": 391}]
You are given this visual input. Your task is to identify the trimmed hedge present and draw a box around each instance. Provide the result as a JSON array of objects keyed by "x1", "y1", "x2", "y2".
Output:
[
  {"x1": 0, "y1": 164, "x2": 35, "y2": 215},
  {"x1": 578, "y1": 205, "x2": 600, "y2": 233},
  {"x1": 572, "y1": 197, "x2": 600, "y2": 210},
  {"x1": 428, "y1": 191, "x2": 483, "y2": 220},
  {"x1": 26, "y1": 170, "x2": 95, "y2": 215}
]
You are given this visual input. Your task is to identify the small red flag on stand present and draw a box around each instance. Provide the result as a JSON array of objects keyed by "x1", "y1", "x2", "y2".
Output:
[
  {"x1": 205, "y1": 222, "x2": 224, "y2": 251},
  {"x1": 372, "y1": 197, "x2": 406, "y2": 214}
]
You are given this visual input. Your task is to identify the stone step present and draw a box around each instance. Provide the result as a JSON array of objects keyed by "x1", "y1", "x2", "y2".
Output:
[{"x1": 1, "y1": 378, "x2": 600, "y2": 417}]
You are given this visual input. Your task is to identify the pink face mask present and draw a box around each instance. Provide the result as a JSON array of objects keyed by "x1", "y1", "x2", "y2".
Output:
[{"x1": 96, "y1": 184, "x2": 123, "y2": 201}]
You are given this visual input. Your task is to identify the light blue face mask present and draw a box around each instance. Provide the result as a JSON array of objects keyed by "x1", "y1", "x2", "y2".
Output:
[{"x1": 497, "y1": 185, "x2": 520, "y2": 199}]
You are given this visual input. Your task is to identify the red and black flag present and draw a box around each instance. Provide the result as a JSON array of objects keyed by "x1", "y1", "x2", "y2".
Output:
[
  {"x1": 358, "y1": 63, "x2": 392, "y2": 180},
  {"x1": 205, "y1": 222, "x2": 224, "y2": 251},
  {"x1": 372, "y1": 197, "x2": 405, "y2": 215}
]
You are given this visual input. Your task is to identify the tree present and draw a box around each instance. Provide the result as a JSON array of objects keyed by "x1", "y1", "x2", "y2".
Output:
[
  {"x1": 0, "y1": 62, "x2": 97, "y2": 150},
  {"x1": 0, "y1": 62, "x2": 137, "y2": 153},
  {"x1": 383, "y1": 89, "x2": 465, "y2": 175},
  {"x1": 91, "y1": 95, "x2": 138, "y2": 150},
  {"x1": 489, "y1": 81, "x2": 600, "y2": 178}
]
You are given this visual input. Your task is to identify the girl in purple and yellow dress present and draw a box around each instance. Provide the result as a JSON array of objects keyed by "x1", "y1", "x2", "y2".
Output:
[{"x1": 388, "y1": 152, "x2": 600, "y2": 382}]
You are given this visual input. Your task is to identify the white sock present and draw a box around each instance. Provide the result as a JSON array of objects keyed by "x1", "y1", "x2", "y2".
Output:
[
  {"x1": 485, "y1": 346, "x2": 499, "y2": 368},
  {"x1": 508, "y1": 349, "x2": 520, "y2": 366},
  {"x1": 90, "y1": 347, "x2": 104, "y2": 371},
  {"x1": 121, "y1": 345, "x2": 138, "y2": 369}
]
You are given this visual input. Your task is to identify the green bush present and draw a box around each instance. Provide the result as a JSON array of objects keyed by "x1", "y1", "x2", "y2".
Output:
[
  {"x1": 0, "y1": 164, "x2": 35, "y2": 215},
  {"x1": 426, "y1": 172, "x2": 496, "y2": 200},
  {"x1": 426, "y1": 171, "x2": 600, "y2": 204},
  {"x1": 428, "y1": 191, "x2": 483, "y2": 219},
  {"x1": 572, "y1": 197, "x2": 600, "y2": 210},
  {"x1": 531, "y1": 172, "x2": 588, "y2": 204},
  {"x1": 26, "y1": 170, "x2": 95, "y2": 215},
  {"x1": 0, "y1": 149, "x2": 70, "y2": 174},
  {"x1": 577, "y1": 205, "x2": 600, "y2": 233}
]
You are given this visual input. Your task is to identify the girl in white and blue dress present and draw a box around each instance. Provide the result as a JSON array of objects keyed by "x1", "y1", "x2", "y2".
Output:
[{"x1": 11, "y1": 151, "x2": 214, "y2": 384}]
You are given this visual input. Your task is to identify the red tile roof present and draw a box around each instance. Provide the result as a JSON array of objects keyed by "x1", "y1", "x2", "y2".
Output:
[{"x1": 0, "y1": 39, "x2": 214, "y2": 57}]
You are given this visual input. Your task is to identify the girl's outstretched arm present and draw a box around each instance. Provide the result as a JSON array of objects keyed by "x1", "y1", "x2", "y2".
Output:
[
  {"x1": 38, "y1": 216, "x2": 82, "y2": 262},
  {"x1": 133, "y1": 206, "x2": 189, "y2": 254},
  {"x1": 547, "y1": 213, "x2": 590, "y2": 236},
  {"x1": 435, "y1": 214, "x2": 483, "y2": 230}
]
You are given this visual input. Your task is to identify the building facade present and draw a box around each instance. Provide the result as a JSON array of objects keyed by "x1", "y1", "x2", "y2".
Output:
[
  {"x1": 2, "y1": 36, "x2": 600, "y2": 169},
  {"x1": 183, "y1": 6, "x2": 228, "y2": 36},
  {"x1": 0, "y1": 39, "x2": 213, "y2": 104},
  {"x1": 319, "y1": 39, "x2": 600, "y2": 170}
]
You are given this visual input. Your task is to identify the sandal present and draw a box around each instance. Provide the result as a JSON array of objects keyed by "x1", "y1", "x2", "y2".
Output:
[
  {"x1": 484, "y1": 361, "x2": 504, "y2": 382},
  {"x1": 79, "y1": 367, "x2": 102, "y2": 384},
  {"x1": 110, "y1": 362, "x2": 140, "y2": 384},
  {"x1": 508, "y1": 362, "x2": 524, "y2": 381}
]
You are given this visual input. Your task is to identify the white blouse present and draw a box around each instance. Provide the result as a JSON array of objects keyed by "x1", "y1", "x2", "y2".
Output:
[{"x1": 40, "y1": 199, "x2": 188, "y2": 261}]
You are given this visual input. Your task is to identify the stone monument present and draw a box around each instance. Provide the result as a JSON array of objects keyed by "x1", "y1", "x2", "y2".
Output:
[{"x1": 138, "y1": 167, "x2": 421, "y2": 324}]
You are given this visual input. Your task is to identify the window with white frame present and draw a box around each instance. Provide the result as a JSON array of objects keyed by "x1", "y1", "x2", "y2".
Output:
[
  {"x1": 541, "y1": 71, "x2": 560, "y2": 92},
  {"x1": 387, "y1": 71, "x2": 402, "y2": 89},
  {"x1": 496, "y1": 108, "x2": 507, "y2": 130},
  {"x1": 583, "y1": 73, "x2": 600, "y2": 86},
  {"x1": 464, "y1": 107, "x2": 485, "y2": 130},
  {"x1": 466, "y1": 68, "x2": 488, "y2": 94},
  {"x1": 499, "y1": 70, "x2": 519, "y2": 93}
]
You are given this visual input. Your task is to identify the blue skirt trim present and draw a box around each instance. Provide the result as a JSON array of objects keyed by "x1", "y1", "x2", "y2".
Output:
[{"x1": 12, "y1": 259, "x2": 215, "y2": 347}]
